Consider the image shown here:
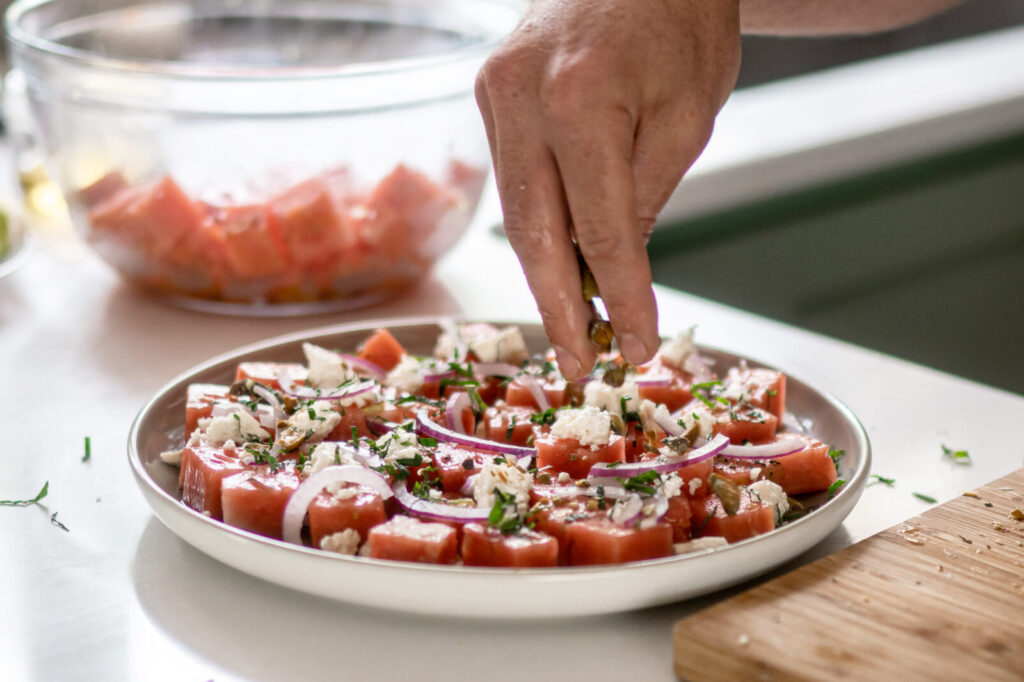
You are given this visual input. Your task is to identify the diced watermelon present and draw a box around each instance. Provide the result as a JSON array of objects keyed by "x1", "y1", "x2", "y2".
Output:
[
  {"x1": 535, "y1": 433, "x2": 626, "y2": 479},
  {"x1": 307, "y1": 485, "x2": 388, "y2": 549},
  {"x1": 268, "y1": 175, "x2": 357, "y2": 270},
  {"x1": 204, "y1": 203, "x2": 290, "y2": 279},
  {"x1": 714, "y1": 408, "x2": 780, "y2": 445},
  {"x1": 179, "y1": 444, "x2": 245, "y2": 520},
  {"x1": 663, "y1": 496, "x2": 693, "y2": 542},
  {"x1": 461, "y1": 523, "x2": 559, "y2": 567},
  {"x1": 504, "y1": 377, "x2": 567, "y2": 410},
  {"x1": 357, "y1": 328, "x2": 407, "y2": 372},
  {"x1": 368, "y1": 516, "x2": 458, "y2": 564},
  {"x1": 689, "y1": 492, "x2": 775, "y2": 543},
  {"x1": 484, "y1": 405, "x2": 537, "y2": 446},
  {"x1": 567, "y1": 518, "x2": 674, "y2": 565},
  {"x1": 87, "y1": 175, "x2": 202, "y2": 258},
  {"x1": 185, "y1": 384, "x2": 232, "y2": 435},
  {"x1": 220, "y1": 463, "x2": 302, "y2": 540}
]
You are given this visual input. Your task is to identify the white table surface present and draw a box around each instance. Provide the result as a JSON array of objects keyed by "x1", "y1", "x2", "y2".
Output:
[{"x1": 2, "y1": 185, "x2": 1022, "y2": 682}]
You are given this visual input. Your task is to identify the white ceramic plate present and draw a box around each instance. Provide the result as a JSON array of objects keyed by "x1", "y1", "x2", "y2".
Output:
[{"x1": 129, "y1": 318, "x2": 871, "y2": 618}]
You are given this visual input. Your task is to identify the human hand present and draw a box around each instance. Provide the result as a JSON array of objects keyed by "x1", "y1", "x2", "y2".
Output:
[{"x1": 476, "y1": 0, "x2": 740, "y2": 379}]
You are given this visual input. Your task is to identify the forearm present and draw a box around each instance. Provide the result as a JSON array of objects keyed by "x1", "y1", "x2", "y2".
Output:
[{"x1": 739, "y1": 0, "x2": 966, "y2": 36}]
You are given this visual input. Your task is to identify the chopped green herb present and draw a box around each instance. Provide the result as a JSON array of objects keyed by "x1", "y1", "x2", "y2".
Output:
[
  {"x1": 827, "y1": 448, "x2": 845, "y2": 474},
  {"x1": 595, "y1": 486, "x2": 607, "y2": 511},
  {"x1": 1, "y1": 481, "x2": 49, "y2": 506},
  {"x1": 693, "y1": 509, "x2": 716, "y2": 535},
  {"x1": 869, "y1": 474, "x2": 896, "y2": 486},
  {"x1": 941, "y1": 444, "x2": 971, "y2": 464},
  {"x1": 618, "y1": 470, "x2": 660, "y2": 495},
  {"x1": 395, "y1": 395, "x2": 446, "y2": 408},
  {"x1": 82, "y1": 436, "x2": 91, "y2": 463},
  {"x1": 417, "y1": 436, "x2": 437, "y2": 448},
  {"x1": 350, "y1": 426, "x2": 360, "y2": 446},
  {"x1": 827, "y1": 479, "x2": 846, "y2": 499},
  {"x1": 984, "y1": 502, "x2": 993, "y2": 508},
  {"x1": 605, "y1": 461, "x2": 623, "y2": 469},
  {"x1": 505, "y1": 415, "x2": 517, "y2": 441},
  {"x1": 530, "y1": 407, "x2": 558, "y2": 426},
  {"x1": 395, "y1": 453, "x2": 424, "y2": 468},
  {"x1": 913, "y1": 492, "x2": 938, "y2": 504},
  {"x1": 487, "y1": 489, "x2": 526, "y2": 533},
  {"x1": 50, "y1": 512, "x2": 69, "y2": 532}
]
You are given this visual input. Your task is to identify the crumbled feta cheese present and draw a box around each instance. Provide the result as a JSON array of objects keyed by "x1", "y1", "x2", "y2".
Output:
[
  {"x1": 385, "y1": 354, "x2": 424, "y2": 395},
  {"x1": 428, "y1": 488, "x2": 443, "y2": 500},
  {"x1": 223, "y1": 439, "x2": 237, "y2": 453},
  {"x1": 473, "y1": 461, "x2": 533, "y2": 515},
  {"x1": 303, "y1": 442, "x2": 357, "y2": 477},
  {"x1": 748, "y1": 479, "x2": 790, "y2": 523},
  {"x1": 303, "y1": 342, "x2": 356, "y2": 389},
  {"x1": 608, "y1": 493, "x2": 643, "y2": 525},
  {"x1": 658, "y1": 327, "x2": 697, "y2": 369},
  {"x1": 240, "y1": 451, "x2": 256, "y2": 465},
  {"x1": 433, "y1": 332, "x2": 458, "y2": 359},
  {"x1": 468, "y1": 326, "x2": 528, "y2": 364},
  {"x1": 676, "y1": 406, "x2": 715, "y2": 439},
  {"x1": 320, "y1": 528, "x2": 361, "y2": 555},
  {"x1": 557, "y1": 471, "x2": 571, "y2": 484},
  {"x1": 199, "y1": 410, "x2": 270, "y2": 447},
  {"x1": 688, "y1": 477, "x2": 703, "y2": 496},
  {"x1": 674, "y1": 536, "x2": 728, "y2": 554},
  {"x1": 375, "y1": 428, "x2": 426, "y2": 465},
  {"x1": 658, "y1": 472, "x2": 684, "y2": 498},
  {"x1": 749, "y1": 467, "x2": 763, "y2": 482},
  {"x1": 720, "y1": 380, "x2": 745, "y2": 403},
  {"x1": 282, "y1": 400, "x2": 341, "y2": 443},
  {"x1": 159, "y1": 448, "x2": 183, "y2": 466},
  {"x1": 330, "y1": 487, "x2": 359, "y2": 501},
  {"x1": 550, "y1": 406, "x2": 612, "y2": 449},
  {"x1": 584, "y1": 380, "x2": 640, "y2": 416}
]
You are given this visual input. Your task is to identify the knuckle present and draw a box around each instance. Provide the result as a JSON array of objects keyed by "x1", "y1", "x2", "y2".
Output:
[
  {"x1": 578, "y1": 227, "x2": 629, "y2": 263},
  {"x1": 539, "y1": 61, "x2": 593, "y2": 121}
]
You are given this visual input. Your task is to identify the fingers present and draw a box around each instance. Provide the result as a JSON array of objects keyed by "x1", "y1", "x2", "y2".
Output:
[
  {"x1": 547, "y1": 107, "x2": 659, "y2": 366},
  {"x1": 477, "y1": 76, "x2": 597, "y2": 379}
]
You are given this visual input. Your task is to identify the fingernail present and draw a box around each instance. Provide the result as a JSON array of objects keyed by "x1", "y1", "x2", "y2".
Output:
[
  {"x1": 553, "y1": 345, "x2": 582, "y2": 380},
  {"x1": 618, "y1": 333, "x2": 651, "y2": 365}
]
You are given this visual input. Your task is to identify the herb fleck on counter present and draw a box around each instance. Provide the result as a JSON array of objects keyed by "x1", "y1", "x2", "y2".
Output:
[{"x1": 1, "y1": 481, "x2": 49, "y2": 506}]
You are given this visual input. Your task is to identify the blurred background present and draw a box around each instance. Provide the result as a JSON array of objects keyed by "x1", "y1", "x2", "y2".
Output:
[
  {"x1": 650, "y1": 0, "x2": 1024, "y2": 395},
  {"x1": 1, "y1": 0, "x2": 1021, "y2": 392}
]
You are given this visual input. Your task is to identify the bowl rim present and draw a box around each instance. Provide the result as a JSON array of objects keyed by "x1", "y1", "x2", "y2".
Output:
[{"x1": 4, "y1": 0, "x2": 525, "y2": 81}]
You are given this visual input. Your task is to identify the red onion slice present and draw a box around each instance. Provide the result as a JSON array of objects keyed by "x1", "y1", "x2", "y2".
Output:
[
  {"x1": 392, "y1": 480, "x2": 490, "y2": 523},
  {"x1": 282, "y1": 465, "x2": 393, "y2": 545},
  {"x1": 249, "y1": 384, "x2": 284, "y2": 437},
  {"x1": 445, "y1": 391, "x2": 471, "y2": 435},
  {"x1": 415, "y1": 410, "x2": 535, "y2": 457},
  {"x1": 277, "y1": 372, "x2": 378, "y2": 402},
  {"x1": 587, "y1": 433, "x2": 730, "y2": 478},
  {"x1": 653, "y1": 409, "x2": 684, "y2": 438},
  {"x1": 719, "y1": 436, "x2": 805, "y2": 460},
  {"x1": 638, "y1": 494, "x2": 670, "y2": 529},
  {"x1": 459, "y1": 474, "x2": 479, "y2": 497},
  {"x1": 337, "y1": 353, "x2": 386, "y2": 381},
  {"x1": 367, "y1": 418, "x2": 399, "y2": 436},
  {"x1": 517, "y1": 374, "x2": 551, "y2": 411},
  {"x1": 472, "y1": 362, "x2": 521, "y2": 377},
  {"x1": 422, "y1": 369, "x2": 456, "y2": 383},
  {"x1": 609, "y1": 494, "x2": 644, "y2": 526}
]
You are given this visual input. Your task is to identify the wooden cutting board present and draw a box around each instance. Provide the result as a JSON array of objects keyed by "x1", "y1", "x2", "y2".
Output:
[{"x1": 674, "y1": 468, "x2": 1024, "y2": 681}]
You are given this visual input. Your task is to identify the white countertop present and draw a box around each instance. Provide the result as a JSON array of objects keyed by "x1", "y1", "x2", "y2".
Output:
[{"x1": 2, "y1": 183, "x2": 1022, "y2": 680}]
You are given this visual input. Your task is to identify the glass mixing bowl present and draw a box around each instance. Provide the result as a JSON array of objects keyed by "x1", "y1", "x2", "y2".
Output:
[{"x1": 5, "y1": 0, "x2": 521, "y2": 314}]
